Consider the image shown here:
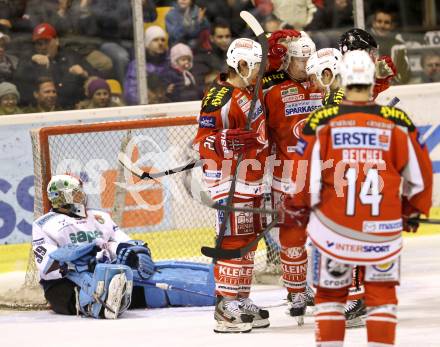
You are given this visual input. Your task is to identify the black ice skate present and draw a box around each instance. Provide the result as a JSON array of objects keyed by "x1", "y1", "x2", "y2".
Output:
[
  {"x1": 305, "y1": 285, "x2": 315, "y2": 307},
  {"x1": 345, "y1": 299, "x2": 367, "y2": 328},
  {"x1": 287, "y1": 292, "x2": 307, "y2": 326},
  {"x1": 214, "y1": 297, "x2": 254, "y2": 333},
  {"x1": 239, "y1": 297, "x2": 270, "y2": 328}
]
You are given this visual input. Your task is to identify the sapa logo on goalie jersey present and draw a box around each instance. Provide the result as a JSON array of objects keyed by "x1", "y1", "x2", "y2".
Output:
[{"x1": 332, "y1": 127, "x2": 391, "y2": 150}]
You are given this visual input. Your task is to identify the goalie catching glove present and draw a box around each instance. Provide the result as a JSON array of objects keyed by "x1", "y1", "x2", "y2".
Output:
[
  {"x1": 214, "y1": 129, "x2": 264, "y2": 158},
  {"x1": 116, "y1": 240, "x2": 155, "y2": 279}
]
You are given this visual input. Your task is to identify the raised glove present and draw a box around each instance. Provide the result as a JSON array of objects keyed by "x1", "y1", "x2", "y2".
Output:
[
  {"x1": 214, "y1": 129, "x2": 264, "y2": 157},
  {"x1": 375, "y1": 55, "x2": 397, "y2": 80},
  {"x1": 402, "y1": 197, "x2": 420, "y2": 233},
  {"x1": 268, "y1": 29, "x2": 301, "y2": 71},
  {"x1": 278, "y1": 195, "x2": 310, "y2": 228},
  {"x1": 117, "y1": 242, "x2": 155, "y2": 279}
]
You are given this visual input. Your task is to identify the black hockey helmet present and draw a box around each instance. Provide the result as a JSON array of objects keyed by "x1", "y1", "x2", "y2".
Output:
[{"x1": 338, "y1": 28, "x2": 378, "y2": 54}]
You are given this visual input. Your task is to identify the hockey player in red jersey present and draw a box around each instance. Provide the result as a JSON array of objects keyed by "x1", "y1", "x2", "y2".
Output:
[
  {"x1": 263, "y1": 31, "x2": 320, "y2": 324},
  {"x1": 193, "y1": 37, "x2": 269, "y2": 333},
  {"x1": 283, "y1": 50, "x2": 433, "y2": 346}
]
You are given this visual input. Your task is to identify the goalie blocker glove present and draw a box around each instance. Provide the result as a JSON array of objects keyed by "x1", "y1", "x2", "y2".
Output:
[
  {"x1": 116, "y1": 240, "x2": 155, "y2": 279},
  {"x1": 214, "y1": 129, "x2": 264, "y2": 158}
]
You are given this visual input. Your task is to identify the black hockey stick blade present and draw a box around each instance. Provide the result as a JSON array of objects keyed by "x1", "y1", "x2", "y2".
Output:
[
  {"x1": 201, "y1": 218, "x2": 279, "y2": 259},
  {"x1": 412, "y1": 218, "x2": 440, "y2": 225},
  {"x1": 387, "y1": 96, "x2": 400, "y2": 107},
  {"x1": 118, "y1": 152, "x2": 202, "y2": 180}
]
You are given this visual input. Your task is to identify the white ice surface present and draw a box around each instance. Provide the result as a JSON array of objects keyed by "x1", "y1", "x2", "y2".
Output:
[{"x1": 1, "y1": 235, "x2": 439, "y2": 347}]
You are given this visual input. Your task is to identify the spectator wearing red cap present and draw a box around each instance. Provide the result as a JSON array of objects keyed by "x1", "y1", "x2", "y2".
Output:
[{"x1": 15, "y1": 22, "x2": 97, "y2": 109}]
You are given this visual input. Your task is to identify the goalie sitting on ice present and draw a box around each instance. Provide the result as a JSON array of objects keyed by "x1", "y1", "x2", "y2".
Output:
[{"x1": 32, "y1": 174, "x2": 154, "y2": 319}]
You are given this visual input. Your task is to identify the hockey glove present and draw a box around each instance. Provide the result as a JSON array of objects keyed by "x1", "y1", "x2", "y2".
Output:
[
  {"x1": 402, "y1": 197, "x2": 420, "y2": 233},
  {"x1": 375, "y1": 55, "x2": 397, "y2": 81},
  {"x1": 268, "y1": 29, "x2": 301, "y2": 71},
  {"x1": 278, "y1": 195, "x2": 310, "y2": 228},
  {"x1": 116, "y1": 241, "x2": 155, "y2": 279},
  {"x1": 214, "y1": 129, "x2": 264, "y2": 158}
]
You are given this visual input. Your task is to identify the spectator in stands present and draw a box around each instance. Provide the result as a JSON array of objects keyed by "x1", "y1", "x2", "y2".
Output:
[
  {"x1": 271, "y1": 0, "x2": 317, "y2": 30},
  {"x1": 124, "y1": 26, "x2": 171, "y2": 105},
  {"x1": 192, "y1": 19, "x2": 231, "y2": 89},
  {"x1": 106, "y1": 79, "x2": 125, "y2": 106},
  {"x1": 76, "y1": 77, "x2": 119, "y2": 109},
  {"x1": 306, "y1": 0, "x2": 354, "y2": 48},
  {"x1": 165, "y1": 0, "x2": 210, "y2": 49},
  {"x1": 263, "y1": 15, "x2": 283, "y2": 33},
  {"x1": 24, "y1": 76, "x2": 60, "y2": 113},
  {"x1": 78, "y1": 0, "x2": 158, "y2": 84},
  {"x1": 147, "y1": 74, "x2": 170, "y2": 104},
  {"x1": 0, "y1": 0, "x2": 32, "y2": 33},
  {"x1": 166, "y1": 43, "x2": 201, "y2": 102},
  {"x1": 15, "y1": 23, "x2": 96, "y2": 109},
  {"x1": 419, "y1": 51, "x2": 440, "y2": 83},
  {"x1": 0, "y1": 31, "x2": 18, "y2": 83},
  {"x1": 370, "y1": 8, "x2": 410, "y2": 84},
  {"x1": 0, "y1": 81, "x2": 22, "y2": 115}
]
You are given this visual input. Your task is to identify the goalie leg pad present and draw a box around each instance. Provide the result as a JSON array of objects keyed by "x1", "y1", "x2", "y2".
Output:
[
  {"x1": 67, "y1": 263, "x2": 133, "y2": 318},
  {"x1": 134, "y1": 261, "x2": 215, "y2": 308}
]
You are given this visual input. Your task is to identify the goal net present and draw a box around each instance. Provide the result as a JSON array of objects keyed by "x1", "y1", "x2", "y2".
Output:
[{"x1": 1, "y1": 116, "x2": 281, "y2": 309}]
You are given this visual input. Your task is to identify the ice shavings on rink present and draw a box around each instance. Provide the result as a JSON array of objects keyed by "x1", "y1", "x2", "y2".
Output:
[{"x1": 0, "y1": 234, "x2": 439, "y2": 347}]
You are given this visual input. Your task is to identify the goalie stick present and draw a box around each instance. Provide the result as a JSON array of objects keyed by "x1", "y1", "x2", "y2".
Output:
[{"x1": 200, "y1": 10, "x2": 269, "y2": 259}]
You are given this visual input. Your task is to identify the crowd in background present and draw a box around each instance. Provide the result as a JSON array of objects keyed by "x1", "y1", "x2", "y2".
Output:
[{"x1": 0, "y1": 0, "x2": 439, "y2": 115}]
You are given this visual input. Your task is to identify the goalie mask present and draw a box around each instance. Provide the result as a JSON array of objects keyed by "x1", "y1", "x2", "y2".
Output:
[
  {"x1": 226, "y1": 38, "x2": 262, "y2": 86},
  {"x1": 47, "y1": 174, "x2": 87, "y2": 218},
  {"x1": 306, "y1": 48, "x2": 342, "y2": 89},
  {"x1": 340, "y1": 50, "x2": 375, "y2": 87}
]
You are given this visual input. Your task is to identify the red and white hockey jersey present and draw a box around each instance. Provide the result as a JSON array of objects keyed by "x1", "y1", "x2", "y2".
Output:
[
  {"x1": 193, "y1": 74, "x2": 268, "y2": 201},
  {"x1": 293, "y1": 102, "x2": 433, "y2": 264},
  {"x1": 263, "y1": 71, "x2": 323, "y2": 193},
  {"x1": 32, "y1": 209, "x2": 131, "y2": 280}
]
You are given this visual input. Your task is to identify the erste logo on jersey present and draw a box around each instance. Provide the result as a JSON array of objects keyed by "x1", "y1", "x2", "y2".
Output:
[
  {"x1": 332, "y1": 127, "x2": 391, "y2": 150},
  {"x1": 285, "y1": 99, "x2": 322, "y2": 117}
]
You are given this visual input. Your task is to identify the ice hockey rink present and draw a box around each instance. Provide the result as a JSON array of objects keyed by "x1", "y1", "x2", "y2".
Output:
[{"x1": 0, "y1": 234, "x2": 438, "y2": 347}]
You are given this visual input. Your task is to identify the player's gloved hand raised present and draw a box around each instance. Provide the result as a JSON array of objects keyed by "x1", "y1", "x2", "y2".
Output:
[
  {"x1": 268, "y1": 29, "x2": 301, "y2": 71},
  {"x1": 117, "y1": 241, "x2": 155, "y2": 280},
  {"x1": 402, "y1": 197, "x2": 420, "y2": 233},
  {"x1": 214, "y1": 129, "x2": 264, "y2": 158},
  {"x1": 278, "y1": 194, "x2": 310, "y2": 228},
  {"x1": 375, "y1": 55, "x2": 397, "y2": 80}
]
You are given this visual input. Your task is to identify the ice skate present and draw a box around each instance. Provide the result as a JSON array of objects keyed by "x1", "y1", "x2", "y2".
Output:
[
  {"x1": 345, "y1": 299, "x2": 366, "y2": 328},
  {"x1": 104, "y1": 273, "x2": 129, "y2": 319},
  {"x1": 214, "y1": 297, "x2": 254, "y2": 333},
  {"x1": 305, "y1": 285, "x2": 315, "y2": 306},
  {"x1": 287, "y1": 292, "x2": 307, "y2": 326},
  {"x1": 239, "y1": 297, "x2": 270, "y2": 328}
]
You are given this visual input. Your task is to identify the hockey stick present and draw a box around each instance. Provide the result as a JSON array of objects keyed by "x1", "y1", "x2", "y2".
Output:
[
  {"x1": 134, "y1": 279, "x2": 215, "y2": 298},
  {"x1": 118, "y1": 152, "x2": 202, "y2": 180},
  {"x1": 201, "y1": 11, "x2": 269, "y2": 259}
]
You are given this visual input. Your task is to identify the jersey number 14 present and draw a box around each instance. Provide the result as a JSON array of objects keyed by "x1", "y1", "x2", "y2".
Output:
[{"x1": 345, "y1": 168, "x2": 383, "y2": 216}]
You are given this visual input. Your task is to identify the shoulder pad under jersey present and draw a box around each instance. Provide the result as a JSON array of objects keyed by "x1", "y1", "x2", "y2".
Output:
[
  {"x1": 323, "y1": 87, "x2": 345, "y2": 106},
  {"x1": 201, "y1": 82, "x2": 234, "y2": 113},
  {"x1": 35, "y1": 212, "x2": 57, "y2": 227},
  {"x1": 378, "y1": 106, "x2": 415, "y2": 131},
  {"x1": 262, "y1": 71, "x2": 290, "y2": 91},
  {"x1": 302, "y1": 104, "x2": 340, "y2": 135}
]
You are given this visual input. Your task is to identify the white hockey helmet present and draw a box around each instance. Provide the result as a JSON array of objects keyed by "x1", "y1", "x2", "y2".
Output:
[
  {"x1": 287, "y1": 31, "x2": 316, "y2": 59},
  {"x1": 340, "y1": 50, "x2": 375, "y2": 87},
  {"x1": 306, "y1": 48, "x2": 343, "y2": 88},
  {"x1": 226, "y1": 38, "x2": 262, "y2": 85},
  {"x1": 47, "y1": 174, "x2": 87, "y2": 218}
]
